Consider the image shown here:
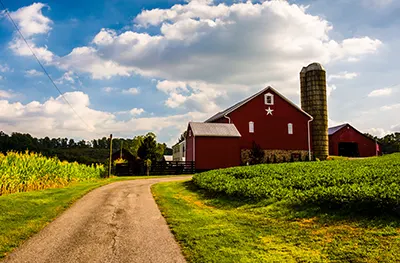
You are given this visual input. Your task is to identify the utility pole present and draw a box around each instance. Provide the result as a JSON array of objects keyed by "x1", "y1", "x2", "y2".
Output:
[
  {"x1": 120, "y1": 141, "x2": 123, "y2": 159},
  {"x1": 108, "y1": 134, "x2": 113, "y2": 178}
]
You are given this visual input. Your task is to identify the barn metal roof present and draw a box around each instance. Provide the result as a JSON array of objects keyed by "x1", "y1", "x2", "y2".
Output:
[
  {"x1": 189, "y1": 122, "x2": 241, "y2": 137},
  {"x1": 328, "y1": 123, "x2": 348, "y2": 135},
  {"x1": 205, "y1": 86, "x2": 312, "y2": 122}
]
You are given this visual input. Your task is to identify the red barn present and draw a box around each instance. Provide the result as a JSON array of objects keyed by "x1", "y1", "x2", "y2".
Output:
[
  {"x1": 186, "y1": 86, "x2": 313, "y2": 170},
  {"x1": 328, "y1": 123, "x2": 381, "y2": 157},
  {"x1": 186, "y1": 122, "x2": 241, "y2": 170}
]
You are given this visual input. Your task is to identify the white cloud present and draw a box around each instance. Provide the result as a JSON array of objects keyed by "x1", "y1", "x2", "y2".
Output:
[
  {"x1": 6, "y1": 1, "x2": 383, "y2": 113},
  {"x1": 122, "y1": 87, "x2": 140, "y2": 95},
  {"x1": 328, "y1": 72, "x2": 358, "y2": 81},
  {"x1": 0, "y1": 64, "x2": 11, "y2": 72},
  {"x1": 156, "y1": 80, "x2": 188, "y2": 93},
  {"x1": 54, "y1": 46, "x2": 132, "y2": 79},
  {"x1": 6, "y1": 3, "x2": 55, "y2": 63},
  {"x1": 25, "y1": 69, "x2": 44, "y2": 77},
  {"x1": 130, "y1": 108, "x2": 145, "y2": 116},
  {"x1": 102, "y1": 87, "x2": 116, "y2": 93},
  {"x1": 0, "y1": 91, "x2": 208, "y2": 144},
  {"x1": 380, "y1": 103, "x2": 400, "y2": 111},
  {"x1": 166, "y1": 93, "x2": 187, "y2": 108},
  {"x1": 54, "y1": 71, "x2": 81, "y2": 87},
  {"x1": 327, "y1": 84, "x2": 337, "y2": 97},
  {"x1": 9, "y1": 35, "x2": 55, "y2": 63},
  {"x1": 368, "y1": 87, "x2": 393, "y2": 97},
  {"x1": 8, "y1": 3, "x2": 52, "y2": 37},
  {"x1": 391, "y1": 123, "x2": 400, "y2": 132},
  {"x1": 0, "y1": 90, "x2": 14, "y2": 99},
  {"x1": 365, "y1": 127, "x2": 391, "y2": 137}
]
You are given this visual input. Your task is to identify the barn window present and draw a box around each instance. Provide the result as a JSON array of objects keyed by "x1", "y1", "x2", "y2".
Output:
[
  {"x1": 249, "y1": 121, "x2": 254, "y2": 133},
  {"x1": 188, "y1": 130, "x2": 192, "y2": 137},
  {"x1": 288, "y1": 123, "x2": 293, "y2": 134},
  {"x1": 264, "y1": 93, "x2": 274, "y2": 105}
]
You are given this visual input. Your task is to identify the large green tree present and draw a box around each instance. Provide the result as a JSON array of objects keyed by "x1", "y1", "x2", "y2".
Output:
[{"x1": 137, "y1": 133, "x2": 158, "y2": 161}]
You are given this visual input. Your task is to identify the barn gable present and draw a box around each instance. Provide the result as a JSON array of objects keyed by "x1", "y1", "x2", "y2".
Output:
[{"x1": 205, "y1": 86, "x2": 312, "y2": 123}]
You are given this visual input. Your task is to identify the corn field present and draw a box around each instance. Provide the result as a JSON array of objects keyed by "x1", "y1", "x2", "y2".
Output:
[{"x1": 0, "y1": 151, "x2": 106, "y2": 195}]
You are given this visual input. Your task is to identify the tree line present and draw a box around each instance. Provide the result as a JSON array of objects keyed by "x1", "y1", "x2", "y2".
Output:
[
  {"x1": 0, "y1": 131, "x2": 172, "y2": 165},
  {"x1": 364, "y1": 132, "x2": 400, "y2": 154}
]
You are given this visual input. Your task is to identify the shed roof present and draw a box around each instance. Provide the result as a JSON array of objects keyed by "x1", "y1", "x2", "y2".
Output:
[
  {"x1": 189, "y1": 122, "x2": 241, "y2": 137},
  {"x1": 328, "y1": 123, "x2": 348, "y2": 135},
  {"x1": 163, "y1": 155, "x2": 173, "y2": 161},
  {"x1": 205, "y1": 86, "x2": 312, "y2": 122}
]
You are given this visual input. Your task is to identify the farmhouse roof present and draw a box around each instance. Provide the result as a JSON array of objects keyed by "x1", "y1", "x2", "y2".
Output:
[
  {"x1": 205, "y1": 86, "x2": 312, "y2": 122},
  {"x1": 189, "y1": 122, "x2": 241, "y2": 137},
  {"x1": 328, "y1": 123, "x2": 348, "y2": 135}
]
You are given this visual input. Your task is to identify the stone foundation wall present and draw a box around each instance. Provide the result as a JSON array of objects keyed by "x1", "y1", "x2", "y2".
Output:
[{"x1": 241, "y1": 149, "x2": 310, "y2": 164}]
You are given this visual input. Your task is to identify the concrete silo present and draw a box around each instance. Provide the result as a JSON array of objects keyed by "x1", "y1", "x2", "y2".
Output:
[{"x1": 300, "y1": 63, "x2": 329, "y2": 160}]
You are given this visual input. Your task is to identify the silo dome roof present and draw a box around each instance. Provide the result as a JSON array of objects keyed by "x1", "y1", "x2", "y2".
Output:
[{"x1": 305, "y1": 62, "x2": 325, "y2": 71}]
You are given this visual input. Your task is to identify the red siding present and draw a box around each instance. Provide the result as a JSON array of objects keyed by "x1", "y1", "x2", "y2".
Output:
[
  {"x1": 194, "y1": 137, "x2": 240, "y2": 170},
  {"x1": 213, "y1": 89, "x2": 311, "y2": 151},
  {"x1": 329, "y1": 125, "x2": 379, "y2": 157}
]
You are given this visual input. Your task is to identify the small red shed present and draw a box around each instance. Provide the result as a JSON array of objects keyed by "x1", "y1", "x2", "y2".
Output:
[
  {"x1": 185, "y1": 122, "x2": 241, "y2": 171},
  {"x1": 328, "y1": 123, "x2": 381, "y2": 157}
]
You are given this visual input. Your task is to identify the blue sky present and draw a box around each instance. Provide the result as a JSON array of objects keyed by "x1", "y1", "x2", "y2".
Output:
[{"x1": 0, "y1": 0, "x2": 399, "y2": 146}]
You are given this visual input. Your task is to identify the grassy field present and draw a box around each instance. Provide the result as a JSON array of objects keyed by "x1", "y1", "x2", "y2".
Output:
[
  {"x1": 153, "y1": 154, "x2": 400, "y2": 263},
  {"x1": 153, "y1": 181, "x2": 400, "y2": 263},
  {"x1": 0, "y1": 175, "x2": 183, "y2": 259}
]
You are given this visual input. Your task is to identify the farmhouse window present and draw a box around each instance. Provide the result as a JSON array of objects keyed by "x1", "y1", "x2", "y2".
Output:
[
  {"x1": 288, "y1": 123, "x2": 293, "y2": 134},
  {"x1": 249, "y1": 121, "x2": 254, "y2": 133},
  {"x1": 264, "y1": 93, "x2": 274, "y2": 105}
]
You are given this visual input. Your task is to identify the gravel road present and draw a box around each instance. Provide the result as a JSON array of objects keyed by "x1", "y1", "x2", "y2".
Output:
[{"x1": 2, "y1": 176, "x2": 191, "y2": 263}]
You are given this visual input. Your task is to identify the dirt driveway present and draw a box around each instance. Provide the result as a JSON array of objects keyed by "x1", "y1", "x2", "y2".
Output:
[{"x1": 2, "y1": 176, "x2": 191, "y2": 263}]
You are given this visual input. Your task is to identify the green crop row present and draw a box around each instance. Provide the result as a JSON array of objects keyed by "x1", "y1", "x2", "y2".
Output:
[
  {"x1": 0, "y1": 151, "x2": 106, "y2": 195},
  {"x1": 193, "y1": 153, "x2": 400, "y2": 212}
]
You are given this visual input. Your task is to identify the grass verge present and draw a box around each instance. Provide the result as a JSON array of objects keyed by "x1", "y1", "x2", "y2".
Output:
[
  {"x1": 0, "y1": 175, "x2": 185, "y2": 258},
  {"x1": 153, "y1": 180, "x2": 400, "y2": 263}
]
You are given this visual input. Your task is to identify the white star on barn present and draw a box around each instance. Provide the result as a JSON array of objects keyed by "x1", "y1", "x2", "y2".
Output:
[{"x1": 265, "y1": 107, "x2": 274, "y2": 115}]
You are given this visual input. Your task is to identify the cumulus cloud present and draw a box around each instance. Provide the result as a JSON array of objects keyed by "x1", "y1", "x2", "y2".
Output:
[
  {"x1": 0, "y1": 91, "x2": 208, "y2": 143},
  {"x1": 380, "y1": 103, "x2": 400, "y2": 111},
  {"x1": 54, "y1": 46, "x2": 132, "y2": 79},
  {"x1": 0, "y1": 64, "x2": 11, "y2": 72},
  {"x1": 25, "y1": 69, "x2": 43, "y2": 77},
  {"x1": 122, "y1": 87, "x2": 140, "y2": 95},
  {"x1": 102, "y1": 87, "x2": 116, "y2": 93},
  {"x1": 0, "y1": 90, "x2": 14, "y2": 99},
  {"x1": 156, "y1": 80, "x2": 188, "y2": 93},
  {"x1": 7, "y1": 3, "x2": 52, "y2": 37},
  {"x1": 368, "y1": 87, "x2": 393, "y2": 97},
  {"x1": 6, "y1": 3, "x2": 55, "y2": 63},
  {"x1": 52, "y1": 0, "x2": 380, "y2": 111},
  {"x1": 328, "y1": 72, "x2": 358, "y2": 81},
  {"x1": 130, "y1": 108, "x2": 144, "y2": 116},
  {"x1": 6, "y1": 1, "x2": 383, "y2": 112},
  {"x1": 55, "y1": 71, "x2": 77, "y2": 85}
]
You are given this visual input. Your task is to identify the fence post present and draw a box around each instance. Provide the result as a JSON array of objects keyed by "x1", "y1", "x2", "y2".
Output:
[{"x1": 108, "y1": 134, "x2": 113, "y2": 178}]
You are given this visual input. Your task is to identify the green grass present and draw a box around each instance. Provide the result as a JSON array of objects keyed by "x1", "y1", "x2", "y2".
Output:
[
  {"x1": 153, "y1": 180, "x2": 400, "y2": 263},
  {"x1": 0, "y1": 175, "x2": 185, "y2": 258}
]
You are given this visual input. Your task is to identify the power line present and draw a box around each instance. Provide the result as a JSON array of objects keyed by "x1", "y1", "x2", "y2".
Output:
[{"x1": 0, "y1": 0, "x2": 100, "y2": 135}]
